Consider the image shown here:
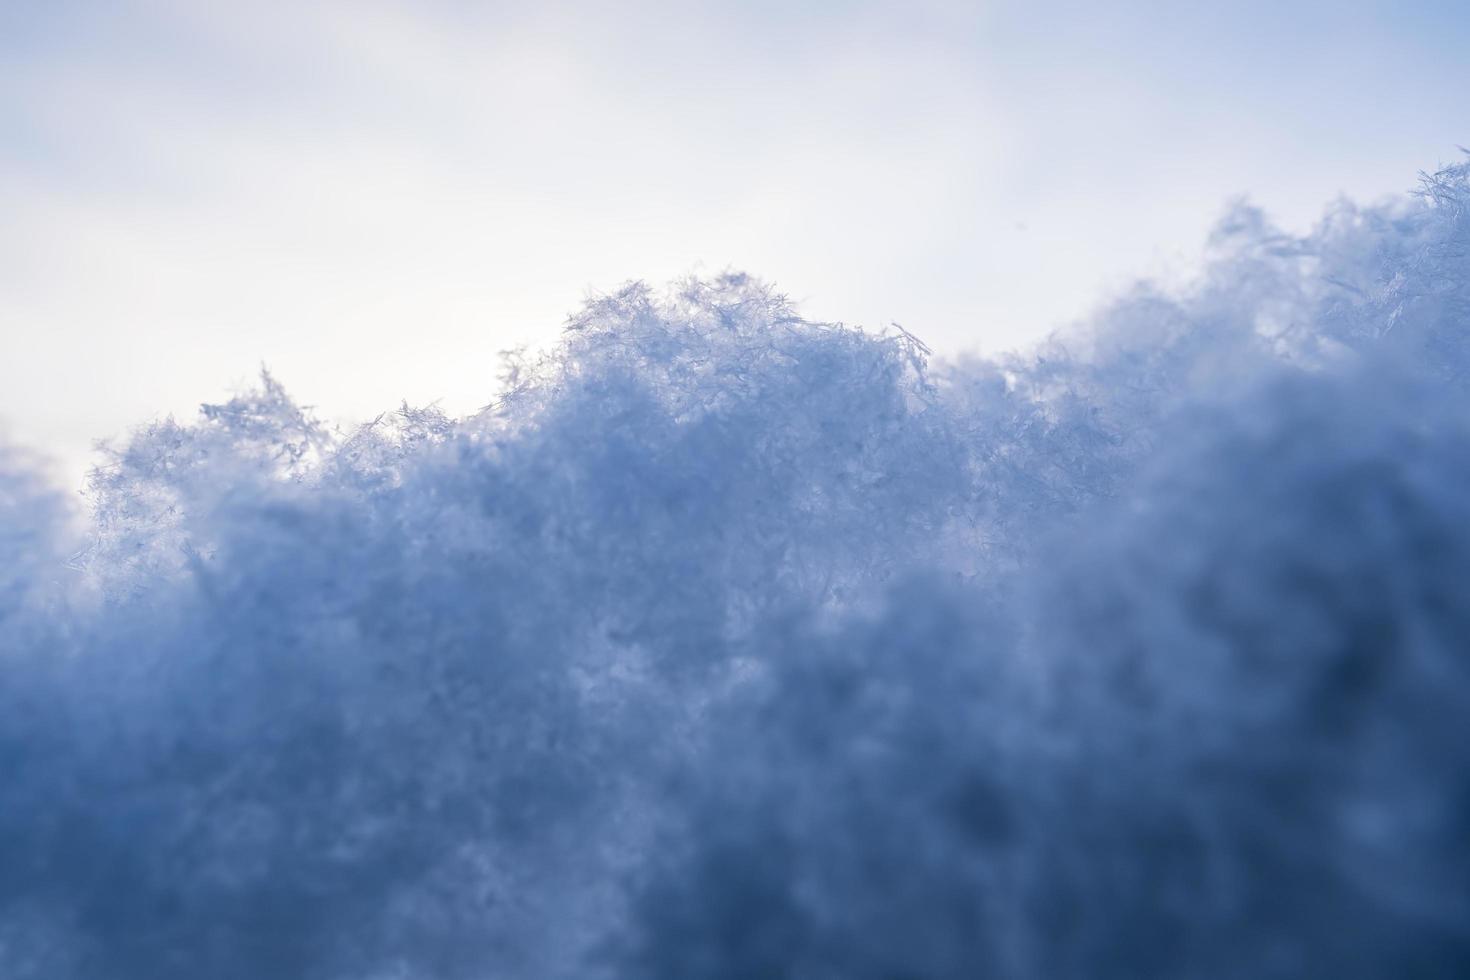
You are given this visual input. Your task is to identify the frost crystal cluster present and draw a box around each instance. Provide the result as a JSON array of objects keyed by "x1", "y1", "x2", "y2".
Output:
[{"x1": 2, "y1": 162, "x2": 1469, "y2": 978}]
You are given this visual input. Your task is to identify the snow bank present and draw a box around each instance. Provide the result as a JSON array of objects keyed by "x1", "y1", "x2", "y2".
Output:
[{"x1": 2, "y1": 162, "x2": 1468, "y2": 978}]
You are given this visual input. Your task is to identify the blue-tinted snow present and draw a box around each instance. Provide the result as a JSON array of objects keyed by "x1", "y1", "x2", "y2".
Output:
[{"x1": 1, "y1": 161, "x2": 1468, "y2": 978}]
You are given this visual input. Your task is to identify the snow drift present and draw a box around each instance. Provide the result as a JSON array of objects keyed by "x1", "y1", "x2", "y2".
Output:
[{"x1": 2, "y1": 160, "x2": 1469, "y2": 978}]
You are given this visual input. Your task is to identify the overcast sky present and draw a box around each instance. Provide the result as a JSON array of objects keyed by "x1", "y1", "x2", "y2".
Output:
[{"x1": 3, "y1": 0, "x2": 1468, "y2": 486}]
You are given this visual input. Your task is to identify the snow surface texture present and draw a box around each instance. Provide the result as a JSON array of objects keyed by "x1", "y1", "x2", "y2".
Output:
[{"x1": 2, "y1": 160, "x2": 1469, "y2": 979}]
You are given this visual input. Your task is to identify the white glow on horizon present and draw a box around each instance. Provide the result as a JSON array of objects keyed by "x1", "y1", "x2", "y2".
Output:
[{"x1": 2, "y1": 0, "x2": 1467, "y2": 485}]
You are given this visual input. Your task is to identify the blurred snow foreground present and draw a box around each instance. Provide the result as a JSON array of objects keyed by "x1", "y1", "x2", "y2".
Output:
[{"x1": 4, "y1": 162, "x2": 1470, "y2": 980}]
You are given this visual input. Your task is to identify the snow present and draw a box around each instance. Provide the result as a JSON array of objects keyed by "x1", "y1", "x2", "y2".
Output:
[{"x1": 1, "y1": 161, "x2": 1468, "y2": 978}]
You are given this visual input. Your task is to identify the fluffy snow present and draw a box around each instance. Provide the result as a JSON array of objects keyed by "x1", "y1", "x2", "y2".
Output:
[{"x1": 1, "y1": 160, "x2": 1468, "y2": 978}]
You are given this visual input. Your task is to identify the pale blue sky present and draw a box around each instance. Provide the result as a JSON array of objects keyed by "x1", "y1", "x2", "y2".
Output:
[{"x1": 3, "y1": 0, "x2": 1468, "y2": 485}]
